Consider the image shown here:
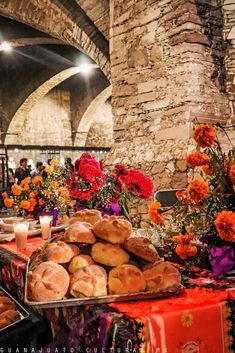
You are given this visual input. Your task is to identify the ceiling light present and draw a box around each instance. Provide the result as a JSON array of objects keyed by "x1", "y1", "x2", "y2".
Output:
[
  {"x1": 79, "y1": 63, "x2": 92, "y2": 74},
  {"x1": 0, "y1": 42, "x2": 12, "y2": 52}
]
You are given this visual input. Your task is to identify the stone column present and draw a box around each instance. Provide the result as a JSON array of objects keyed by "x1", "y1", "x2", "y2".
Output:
[{"x1": 108, "y1": 0, "x2": 230, "y2": 222}]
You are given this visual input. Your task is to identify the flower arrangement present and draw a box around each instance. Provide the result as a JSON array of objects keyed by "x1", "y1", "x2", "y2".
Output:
[
  {"x1": 2, "y1": 160, "x2": 72, "y2": 222},
  {"x1": 149, "y1": 123, "x2": 235, "y2": 277},
  {"x1": 66, "y1": 152, "x2": 154, "y2": 220}
]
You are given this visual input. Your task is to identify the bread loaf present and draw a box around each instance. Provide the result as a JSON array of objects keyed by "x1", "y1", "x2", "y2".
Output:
[
  {"x1": 64, "y1": 222, "x2": 96, "y2": 244},
  {"x1": 93, "y1": 216, "x2": 132, "y2": 244},
  {"x1": 68, "y1": 255, "x2": 94, "y2": 273},
  {"x1": 28, "y1": 261, "x2": 70, "y2": 301},
  {"x1": 108, "y1": 264, "x2": 146, "y2": 294},
  {"x1": 124, "y1": 237, "x2": 160, "y2": 262},
  {"x1": 143, "y1": 261, "x2": 181, "y2": 291},
  {"x1": 91, "y1": 242, "x2": 130, "y2": 267},
  {"x1": 70, "y1": 265, "x2": 107, "y2": 297},
  {"x1": 0, "y1": 310, "x2": 20, "y2": 329},
  {"x1": 70, "y1": 209, "x2": 102, "y2": 226},
  {"x1": 0, "y1": 296, "x2": 15, "y2": 314},
  {"x1": 44, "y1": 241, "x2": 79, "y2": 263}
]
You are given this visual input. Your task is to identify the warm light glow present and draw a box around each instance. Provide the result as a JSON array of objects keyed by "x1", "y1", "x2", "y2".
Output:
[
  {"x1": 78, "y1": 63, "x2": 92, "y2": 74},
  {"x1": 0, "y1": 42, "x2": 12, "y2": 52},
  {"x1": 40, "y1": 215, "x2": 53, "y2": 240}
]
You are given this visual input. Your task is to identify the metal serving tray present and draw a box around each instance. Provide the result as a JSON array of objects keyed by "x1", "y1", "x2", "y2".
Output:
[
  {"x1": 0, "y1": 285, "x2": 30, "y2": 333},
  {"x1": 24, "y1": 261, "x2": 182, "y2": 309}
]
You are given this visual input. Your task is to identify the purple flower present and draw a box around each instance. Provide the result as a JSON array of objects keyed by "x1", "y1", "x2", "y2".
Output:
[{"x1": 209, "y1": 244, "x2": 235, "y2": 278}]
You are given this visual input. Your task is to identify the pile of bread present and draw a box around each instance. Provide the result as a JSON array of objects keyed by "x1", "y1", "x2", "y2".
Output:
[
  {"x1": 0, "y1": 294, "x2": 21, "y2": 329},
  {"x1": 27, "y1": 209, "x2": 181, "y2": 302}
]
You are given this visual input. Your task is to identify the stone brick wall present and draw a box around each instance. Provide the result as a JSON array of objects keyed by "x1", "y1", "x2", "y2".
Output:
[
  {"x1": 6, "y1": 89, "x2": 72, "y2": 146},
  {"x1": 108, "y1": 0, "x2": 230, "y2": 224},
  {"x1": 224, "y1": 0, "x2": 235, "y2": 116}
]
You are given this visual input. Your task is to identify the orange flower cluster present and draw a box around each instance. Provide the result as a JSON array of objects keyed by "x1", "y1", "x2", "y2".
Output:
[
  {"x1": 229, "y1": 164, "x2": 235, "y2": 184},
  {"x1": 33, "y1": 176, "x2": 43, "y2": 187},
  {"x1": 186, "y1": 151, "x2": 210, "y2": 168},
  {"x1": 193, "y1": 124, "x2": 216, "y2": 148},
  {"x1": 188, "y1": 179, "x2": 209, "y2": 204},
  {"x1": 11, "y1": 184, "x2": 22, "y2": 196},
  {"x1": 214, "y1": 211, "x2": 235, "y2": 242},
  {"x1": 176, "y1": 190, "x2": 190, "y2": 205},
  {"x1": 148, "y1": 201, "x2": 164, "y2": 224},
  {"x1": 173, "y1": 233, "x2": 197, "y2": 260},
  {"x1": 202, "y1": 164, "x2": 214, "y2": 176}
]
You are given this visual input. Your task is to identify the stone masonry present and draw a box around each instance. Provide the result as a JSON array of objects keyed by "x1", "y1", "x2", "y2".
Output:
[{"x1": 108, "y1": 0, "x2": 230, "y2": 223}]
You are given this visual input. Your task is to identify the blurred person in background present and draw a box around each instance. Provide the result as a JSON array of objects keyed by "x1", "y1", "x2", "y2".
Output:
[{"x1": 14, "y1": 158, "x2": 31, "y2": 184}]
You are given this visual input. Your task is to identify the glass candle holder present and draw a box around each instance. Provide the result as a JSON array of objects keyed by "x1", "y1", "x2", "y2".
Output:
[
  {"x1": 39, "y1": 215, "x2": 53, "y2": 240},
  {"x1": 13, "y1": 222, "x2": 29, "y2": 250}
]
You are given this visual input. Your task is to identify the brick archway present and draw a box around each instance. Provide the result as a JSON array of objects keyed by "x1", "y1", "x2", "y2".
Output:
[
  {"x1": 74, "y1": 86, "x2": 112, "y2": 146},
  {"x1": 0, "y1": 0, "x2": 110, "y2": 78},
  {"x1": 5, "y1": 67, "x2": 82, "y2": 144}
]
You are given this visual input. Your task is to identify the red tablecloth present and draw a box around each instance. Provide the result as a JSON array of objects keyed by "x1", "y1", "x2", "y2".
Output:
[{"x1": 0, "y1": 240, "x2": 234, "y2": 352}]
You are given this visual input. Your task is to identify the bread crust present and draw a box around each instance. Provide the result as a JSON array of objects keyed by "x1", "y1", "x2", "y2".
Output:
[
  {"x1": 91, "y1": 242, "x2": 130, "y2": 267},
  {"x1": 70, "y1": 209, "x2": 102, "y2": 226},
  {"x1": 93, "y1": 216, "x2": 132, "y2": 244},
  {"x1": 44, "y1": 241, "x2": 79, "y2": 263},
  {"x1": 143, "y1": 261, "x2": 181, "y2": 291},
  {"x1": 124, "y1": 237, "x2": 160, "y2": 262},
  {"x1": 65, "y1": 222, "x2": 96, "y2": 244},
  {"x1": 108, "y1": 264, "x2": 146, "y2": 294}
]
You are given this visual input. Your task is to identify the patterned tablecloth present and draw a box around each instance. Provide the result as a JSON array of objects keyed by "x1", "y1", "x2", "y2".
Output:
[{"x1": 0, "y1": 239, "x2": 235, "y2": 353}]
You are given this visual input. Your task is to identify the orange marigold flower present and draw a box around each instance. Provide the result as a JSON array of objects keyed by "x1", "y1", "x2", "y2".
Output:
[
  {"x1": 44, "y1": 166, "x2": 53, "y2": 175},
  {"x1": 202, "y1": 164, "x2": 214, "y2": 176},
  {"x1": 39, "y1": 198, "x2": 44, "y2": 206},
  {"x1": 214, "y1": 211, "x2": 235, "y2": 242},
  {"x1": 58, "y1": 186, "x2": 69, "y2": 197},
  {"x1": 28, "y1": 206, "x2": 35, "y2": 212},
  {"x1": 4, "y1": 198, "x2": 13, "y2": 208},
  {"x1": 188, "y1": 179, "x2": 209, "y2": 204},
  {"x1": 20, "y1": 200, "x2": 31, "y2": 210},
  {"x1": 11, "y1": 184, "x2": 22, "y2": 196},
  {"x1": 50, "y1": 159, "x2": 59, "y2": 167},
  {"x1": 2, "y1": 192, "x2": 8, "y2": 199},
  {"x1": 43, "y1": 189, "x2": 49, "y2": 197},
  {"x1": 193, "y1": 124, "x2": 216, "y2": 148},
  {"x1": 29, "y1": 198, "x2": 37, "y2": 207},
  {"x1": 29, "y1": 192, "x2": 35, "y2": 198},
  {"x1": 176, "y1": 190, "x2": 185, "y2": 200},
  {"x1": 33, "y1": 176, "x2": 43, "y2": 186},
  {"x1": 186, "y1": 151, "x2": 210, "y2": 168},
  {"x1": 229, "y1": 164, "x2": 235, "y2": 184},
  {"x1": 172, "y1": 233, "x2": 194, "y2": 244},
  {"x1": 21, "y1": 177, "x2": 31, "y2": 186},
  {"x1": 23, "y1": 184, "x2": 30, "y2": 191},
  {"x1": 175, "y1": 244, "x2": 197, "y2": 260},
  {"x1": 148, "y1": 201, "x2": 164, "y2": 223}
]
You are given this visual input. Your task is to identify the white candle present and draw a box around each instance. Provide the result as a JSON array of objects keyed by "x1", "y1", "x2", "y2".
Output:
[
  {"x1": 40, "y1": 216, "x2": 53, "y2": 240},
  {"x1": 13, "y1": 222, "x2": 29, "y2": 250}
]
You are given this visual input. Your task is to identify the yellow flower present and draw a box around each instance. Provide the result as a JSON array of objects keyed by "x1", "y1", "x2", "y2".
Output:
[
  {"x1": 44, "y1": 166, "x2": 53, "y2": 175},
  {"x1": 43, "y1": 189, "x2": 49, "y2": 197},
  {"x1": 138, "y1": 326, "x2": 149, "y2": 341},
  {"x1": 223, "y1": 305, "x2": 232, "y2": 319},
  {"x1": 225, "y1": 334, "x2": 233, "y2": 348},
  {"x1": 181, "y1": 311, "x2": 194, "y2": 328},
  {"x1": 50, "y1": 159, "x2": 59, "y2": 166},
  {"x1": 58, "y1": 186, "x2": 69, "y2": 197},
  {"x1": 51, "y1": 181, "x2": 59, "y2": 189}
]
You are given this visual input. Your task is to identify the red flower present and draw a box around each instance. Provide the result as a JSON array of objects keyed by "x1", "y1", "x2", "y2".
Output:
[
  {"x1": 74, "y1": 153, "x2": 101, "y2": 173},
  {"x1": 123, "y1": 170, "x2": 154, "y2": 199},
  {"x1": 79, "y1": 164, "x2": 106, "y2": 185}
]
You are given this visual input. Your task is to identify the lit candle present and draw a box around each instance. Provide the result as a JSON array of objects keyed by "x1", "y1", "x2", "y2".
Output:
[
  {"x1": 13, "y1": 222, "x2": 29, "y2": 250},
  {"x1": 39, "y1": 216, "x2": 53, "y2": 240}
]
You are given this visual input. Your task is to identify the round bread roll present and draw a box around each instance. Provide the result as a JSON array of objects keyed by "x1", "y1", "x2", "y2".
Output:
[
  {"x1": 0, "y1": 297, "x2": 15, "y2": 314},
  {"x1": 28, "y1": 261, "x2": 70, "y2": 301},
  {"x1": 64, "y1": 222, "x2": 96, "y2": 244},
  {"x1": 70, "y1": 265, "x2": 107, "y2": 297},
  {"x1": 70, "y1": 209, "x2": 102, "y2": 226},
  {"x1": 0, "y1": 310, "x2": 20, "y2": 329},
  {"x1": 44, "y1": 241, "x2": 79, "y2": 263},
  {"x1": 68, "y1": 255, "x2": 94, "y2": 273},
  {"x1": 91, "y1": 242, "x2": 130, "y2": 267},
  {"x1": 143, "y1": 262, "x2": 181, "y2": 291},
  {"x1": 124, "y1": 237, "x2": 160, "y2": 262},
  {"x1": 108, "y1": 264, "x2": 146, "y2": 294},
  {"x1": 93, "y1": 216, "x2": 132, "y2": 244}
]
